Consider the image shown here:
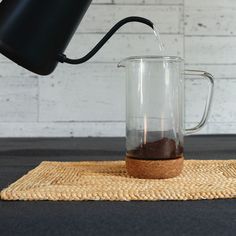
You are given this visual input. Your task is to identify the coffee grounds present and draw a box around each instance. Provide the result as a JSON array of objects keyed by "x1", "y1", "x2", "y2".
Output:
[{"x1": 127, "y1": 138, "x2": 183, "y2": 160}]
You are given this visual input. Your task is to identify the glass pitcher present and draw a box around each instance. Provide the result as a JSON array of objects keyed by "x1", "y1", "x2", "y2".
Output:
[{"x1": 118, "y1": 56, "x2": 214, "y2": 179}]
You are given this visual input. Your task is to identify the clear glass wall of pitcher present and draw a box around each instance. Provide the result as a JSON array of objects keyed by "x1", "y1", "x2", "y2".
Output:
[{"x1": 118, "y1": 56, "x2": 214, "y2": 179}]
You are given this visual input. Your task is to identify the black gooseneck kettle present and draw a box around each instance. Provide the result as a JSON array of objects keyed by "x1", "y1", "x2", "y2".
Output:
[{"x1": 0, "y1": 0, "x2": 154, "y2": 75}]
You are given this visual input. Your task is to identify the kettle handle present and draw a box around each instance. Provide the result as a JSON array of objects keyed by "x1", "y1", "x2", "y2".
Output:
[
  {"x1": 184, "y1": 70, "x2": 214, "y2": 135},
  {"x1": 58, "y1": 16, "x2": 154, "y2": 64}
]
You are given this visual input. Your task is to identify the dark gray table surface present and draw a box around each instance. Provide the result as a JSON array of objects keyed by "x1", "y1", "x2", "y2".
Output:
[{"x1": 0, "y1": 135, "x2": 236, "y2": 236}]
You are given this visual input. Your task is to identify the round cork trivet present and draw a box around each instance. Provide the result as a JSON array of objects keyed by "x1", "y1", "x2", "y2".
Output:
[{"x1": 126, "y1": 156, "x2": 184, "y2": 179}]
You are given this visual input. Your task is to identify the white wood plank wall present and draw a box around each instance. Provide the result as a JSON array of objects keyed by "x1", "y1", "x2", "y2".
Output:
[{"x1": 0, "y1": 0, "x2": 235, "y2": 137}]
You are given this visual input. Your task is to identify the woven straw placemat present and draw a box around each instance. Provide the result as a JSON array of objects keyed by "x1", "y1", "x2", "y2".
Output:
[{"x1": 1, "y1": 160, "x2": 236, "y2": 201}]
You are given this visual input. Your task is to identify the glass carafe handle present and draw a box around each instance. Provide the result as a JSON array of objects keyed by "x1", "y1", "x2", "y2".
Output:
[{"x1": 184, "y1": 70, "x2": 214, "y2": 135}]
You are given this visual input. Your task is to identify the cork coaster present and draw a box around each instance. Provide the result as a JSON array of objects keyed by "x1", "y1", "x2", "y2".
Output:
[
  {"x1": 1, "y1": 160, "x2": 236, "y2": 201},
  {"x1": 126, "y1": 156, "x2": 184, "y2": 179}
]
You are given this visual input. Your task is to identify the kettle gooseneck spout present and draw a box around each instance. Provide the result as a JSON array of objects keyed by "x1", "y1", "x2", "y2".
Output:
[{"x1": 58, "y1": 16, "x2": 154, "y2": 65}]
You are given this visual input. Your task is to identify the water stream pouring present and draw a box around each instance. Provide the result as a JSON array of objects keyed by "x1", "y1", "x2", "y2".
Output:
[
  {"x1": 153, "y1": 24, "x2": 165, "y2": 52},
  {"x1": 0, "y1": 0, "x2": 155, "y2": 75}
]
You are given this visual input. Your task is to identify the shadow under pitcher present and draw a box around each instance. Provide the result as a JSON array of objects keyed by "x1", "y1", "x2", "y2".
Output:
[{"x1": 118, "y1": 56, "x2": 214, "y2": 179}]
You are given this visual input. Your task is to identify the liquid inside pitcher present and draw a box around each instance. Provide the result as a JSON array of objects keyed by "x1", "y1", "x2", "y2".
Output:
[
  {"x1": 126, "y1": 131, "x2": 184, "y2": 160},
  {"x1": 119, "y1": 56, "x2": 214, "y2": 162}
]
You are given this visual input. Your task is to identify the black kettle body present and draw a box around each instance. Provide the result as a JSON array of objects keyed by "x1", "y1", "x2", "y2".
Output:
[{"x1": 0, "y1": 0, "x2": 92, "y2": 75}]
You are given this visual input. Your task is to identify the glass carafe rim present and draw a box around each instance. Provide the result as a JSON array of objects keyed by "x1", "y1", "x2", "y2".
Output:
[
  {"x1": 121, "y1": 55, "x2": 183, "y2": 62},
  {"x1": 118, "y1": 56, "x2": 183, "y2": 67}
]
